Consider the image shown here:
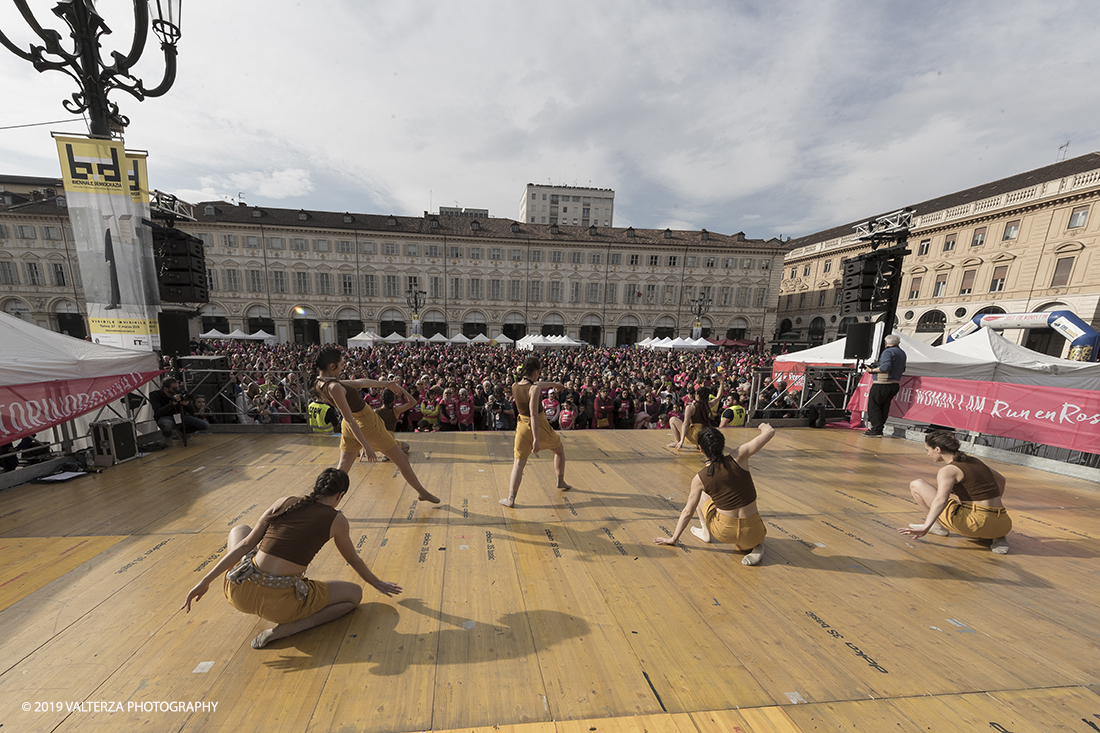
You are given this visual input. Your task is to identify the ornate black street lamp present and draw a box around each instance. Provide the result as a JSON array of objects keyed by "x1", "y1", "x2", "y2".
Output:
[
  {"x1": 406, "y1": 287, "x2": 426, "y2": 337},
  {"x1": 689, "y1": 294, "x2": 712, "y2": 339},
  {"x1": 0, "y1": 0, "x2": 183, "y2": 139}
]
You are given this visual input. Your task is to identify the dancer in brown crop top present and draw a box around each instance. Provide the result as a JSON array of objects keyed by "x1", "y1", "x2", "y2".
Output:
[
  {"x1": 312, "y1": 345, "x2": 439, "y2": 504},
  {"x1": 656, "y1": 424, "x2": 775, "y2": 565},
  {"x1": 182, "y1": 469, "x2": 402, "y2": 649},
  {"x1": 500, "y1": 355, "x2": 573, "y2": 508},
  {"x1": 667, "y1": 381, "x2": 724, "y2": 452},
  {"x1": 898, "y1": 430, "x2": 1011, "y2": 554}
]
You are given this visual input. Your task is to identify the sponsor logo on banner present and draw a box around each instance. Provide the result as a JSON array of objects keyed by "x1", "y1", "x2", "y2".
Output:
[
  {"x1": 55, "y1": 136, "x2": 159, "y2": 350},
  {"x1": 1051, "y1": 316, "x2": 1085, "y2": 342}
]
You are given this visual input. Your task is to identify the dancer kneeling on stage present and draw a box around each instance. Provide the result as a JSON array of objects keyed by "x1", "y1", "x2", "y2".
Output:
[
  {"x1": 667, "y1": 380, "x2": 724, "y2": 452},
  {"x1": 655, "y1": 424, "x2": 774, "y2": 565},
  {"x1": 500, "y1": 356, "x2": 572, "y2": 508},
  {"x1": 182, "y1": 468, "x2": 402, "y2": 649},
  {"x1": 312, "y1": 345, "x2": 439, "y2": 503},
  {"x1": 898, "y1": 430, "x2": 1011, "y2": 554}
]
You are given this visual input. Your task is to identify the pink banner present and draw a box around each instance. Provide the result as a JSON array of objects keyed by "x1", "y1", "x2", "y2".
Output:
[
  {"x1": 848, "y1": 374, "x2": 1100, "y2": 454},
  {"x1": 0, "y1": 371, "x2": 163, "y2": 444}
]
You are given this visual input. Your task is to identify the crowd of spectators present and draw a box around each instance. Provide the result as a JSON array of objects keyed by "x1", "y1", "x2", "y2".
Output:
[{"x1": 166, "y1": 340, "x2": 779, "y2": 432}]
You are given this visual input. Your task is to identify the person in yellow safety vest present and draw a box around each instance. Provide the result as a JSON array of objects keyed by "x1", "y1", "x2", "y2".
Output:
[
  {"x1": 719, "y1": 395, "x2": 747, "y2": 428},
  {"x1": 308, "y1": 400, "x2": 340, "y2": 435}
]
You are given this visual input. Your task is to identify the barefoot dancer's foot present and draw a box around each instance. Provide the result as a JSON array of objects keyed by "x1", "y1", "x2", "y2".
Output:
[
  {"x1": 666, "y1": 442, "x2": 678, "y2": 449},
  {"x1": 418, "y1": 491, "x2": 441, "y2": 504},
  {"x1": 690, "y1": 526, "x2": 713, "y2": 543},
  {"x1": 991, "y1": 536, "x2": 1009, "y2": 554},
  {"x1": 742, "y1": 544, "x2": 764, "y2": 566},
  {"x1": 251, "y1": 627, "x2": 283, "y2": 649},
  {"x1": 499, "y1": 495, "x2": 516, "y2": 508}
]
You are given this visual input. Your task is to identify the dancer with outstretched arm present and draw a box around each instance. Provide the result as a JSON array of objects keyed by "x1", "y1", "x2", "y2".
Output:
[
  {"x1": 311, "y1": 345, "x2": 439, "y2": 504},
  {"x1": 655, "y1": 424, "x2": 774, "y2": 565},
  {"x1": 667, "y1": 380, "x2": 725, "y2": 452},
  {"x1": 182, "y1": 468, "x2": 402, "y2": 649},
  {"x1": 500, "y1": 356, "x2": 573, "y2": 508},
  {"x1": 898, "y1": 430, "x2": 1011, "y2": 554}
]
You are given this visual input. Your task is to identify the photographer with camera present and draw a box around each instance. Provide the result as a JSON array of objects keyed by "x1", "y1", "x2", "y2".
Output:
[{"x1": 150, "y1": 377, "x2": 211, "y2": 444}]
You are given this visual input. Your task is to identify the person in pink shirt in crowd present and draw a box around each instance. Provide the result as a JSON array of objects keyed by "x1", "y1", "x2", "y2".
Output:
[
  {"x1": 456, "y1": 388, "x2": 476, "y2": 431},
  {"x1": 558, "y1": 399, "x2": 577, "y2": 430},
  {"x1": 436, "y1": 387, "x2": 457, "y2": 431},
  {"x1": 405, "y1": 388, "x2": 423, "y2": 431},
  {"x1": 542, "y1": 389, "x2": 561, "y2": 428},
  {"x1": 593, "y1": 386, "x2": 615, "y2": 429},
  {"x1": 365, "y1": 387, "x2": 384, "y2": 411}
]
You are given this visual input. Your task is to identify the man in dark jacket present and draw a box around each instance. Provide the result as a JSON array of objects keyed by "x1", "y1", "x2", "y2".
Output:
[
  {"x1": 864, "y1": 334, "x2": 907, "y2": 436},
  {"x1": 150, "y1": 377, "x2": 210, "y2": 443}
]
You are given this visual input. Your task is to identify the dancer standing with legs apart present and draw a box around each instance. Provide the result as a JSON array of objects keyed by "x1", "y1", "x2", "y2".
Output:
[
  {"x1": 311, "y1": 345, "x2": 439, "y2": 504},
  {"x1": 500, "y1": 356, "x2": 573, "y2": 508},
  {"x1": 898, "y1": 431, "x2": 1011, "y2": 554},
  {"x1": 182, "y1": 468, "x2": 402, "y2": 649},
  {"x1": 655, "y1": 425, "x2": 774, "y2": 565}
]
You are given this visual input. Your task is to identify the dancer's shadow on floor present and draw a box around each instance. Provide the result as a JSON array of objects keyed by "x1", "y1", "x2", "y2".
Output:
[
  {"x1": 262, "y1": 598, "x2": 590, "y2": 675},
  {"x1": 759, "y1": 538, "x2": 1055, "y2": 588}
]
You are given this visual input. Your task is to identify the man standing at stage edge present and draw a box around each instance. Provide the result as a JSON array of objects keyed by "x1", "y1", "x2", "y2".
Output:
[{"x1": 863, "y1": 334, "x2": 906, "y2": 437}]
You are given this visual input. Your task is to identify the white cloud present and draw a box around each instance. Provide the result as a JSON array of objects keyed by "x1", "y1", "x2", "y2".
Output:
[{"x1": 2, "y1": 0, "x2": 1100, "y2": 239}]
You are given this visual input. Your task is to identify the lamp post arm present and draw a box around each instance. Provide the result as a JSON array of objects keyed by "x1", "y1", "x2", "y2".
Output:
[
  {"x1": 17, "y1": 0, "x2": 64, "y2": 52},
  {"x1": 112, "y1": 0, "x2": 150, "y2": 71},
  {"x1": 0, "y1": 25, "x2": 37, "y2": 62}
]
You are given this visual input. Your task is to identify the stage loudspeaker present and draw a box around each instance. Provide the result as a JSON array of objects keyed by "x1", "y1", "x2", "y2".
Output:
[
  {"x1": 159, "y1": 311, "x2": 191, "y2": 357},
  {"x1": 91, "y1": 418, "x2": 138, "y2": 466},
  {"x1": 844, "y1": 322, "x2": 876, "y2": 359}
]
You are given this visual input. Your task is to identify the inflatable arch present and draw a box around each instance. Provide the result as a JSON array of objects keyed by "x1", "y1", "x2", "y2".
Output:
[{"x1": 946, "y1": 310, "x2": 1098, "y2": 362}]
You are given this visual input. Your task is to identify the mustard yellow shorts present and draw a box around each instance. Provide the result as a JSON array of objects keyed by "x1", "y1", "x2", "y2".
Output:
[
  {"x1": 702, "y1": 501, "x2": 766, "y2": 551},
  {"x1": 514, "y1": 413, "x2": 562, "y2": 461},
  {"x1": 684, "y1": 422, "x2": 702, "y2": 446},
  {"x1": 938, "y1": 499, "x2": 1012, "y2": 539},
  {"x1": 339, "y1": 407, "x2": 398, "y2": 455},
  {"x1": 223, "y1": 571, "x2": 330, "y2": 625}
]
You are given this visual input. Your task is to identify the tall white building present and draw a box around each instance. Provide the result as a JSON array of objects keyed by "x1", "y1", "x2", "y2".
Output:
[{"x1": 520, "y1": 184, "x2": 615, "y2": 228}]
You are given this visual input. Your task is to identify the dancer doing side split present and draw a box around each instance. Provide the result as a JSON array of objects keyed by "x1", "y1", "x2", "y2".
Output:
[
  {"x1": 500, "y1": 356, "x2": 573, "y2": 508},
  {"x1": 667, "y1": 380, "x2": 724, "y2": 452},
  {"x1": 898, "y1": 430, "x2": 1011, "y2": 554},
  {"x1": 311, "y1": 345, "x2": 439, "y2": 503},
  {"x1": 181, "y1": 468, "x2": 402, "y2": 649},
  {"x1": 655, "y1": 425, "x2": 774, "y2": 565}
]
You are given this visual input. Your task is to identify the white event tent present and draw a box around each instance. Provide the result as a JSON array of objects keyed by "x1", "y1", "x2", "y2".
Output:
[
  {"x1": 347, "y1": 331, "x2": 378, "y2": 349},
  {"x1": 937, "y1": 328, "x2": 1100, "y2": 390},
  {"x1": 773, "y1": 331, "x2": 990, "y2": 381}
]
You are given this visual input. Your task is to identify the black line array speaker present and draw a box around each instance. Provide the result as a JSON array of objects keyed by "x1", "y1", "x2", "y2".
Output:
[
  {"x1": 159, "y1": 311, "x2": 191, "y2": 357},
  {"x1": 844, "y1": 323, "x2": 877, "y2": 360},
  {"x1": 152, "y1": 222, "x2": 208, "y2": 303}
]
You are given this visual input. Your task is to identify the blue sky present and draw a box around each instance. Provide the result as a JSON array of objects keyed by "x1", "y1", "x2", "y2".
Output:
[{"x1": 2, "y1": 0, "x2": 1098, "y2": 239}]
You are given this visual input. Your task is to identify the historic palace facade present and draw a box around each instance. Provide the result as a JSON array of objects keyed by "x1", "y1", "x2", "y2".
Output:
[
  {"x1": 779, "y1": 153, "x2": 1100, "y2": 357},
  {"x1": 0, "y1": 181, "x2": 787, "y2": 346}
]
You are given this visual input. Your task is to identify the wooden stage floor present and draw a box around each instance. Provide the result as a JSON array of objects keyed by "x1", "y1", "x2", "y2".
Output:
[{"x1": 1, "y1": 427, "x2": 1099, "y2": 732}]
